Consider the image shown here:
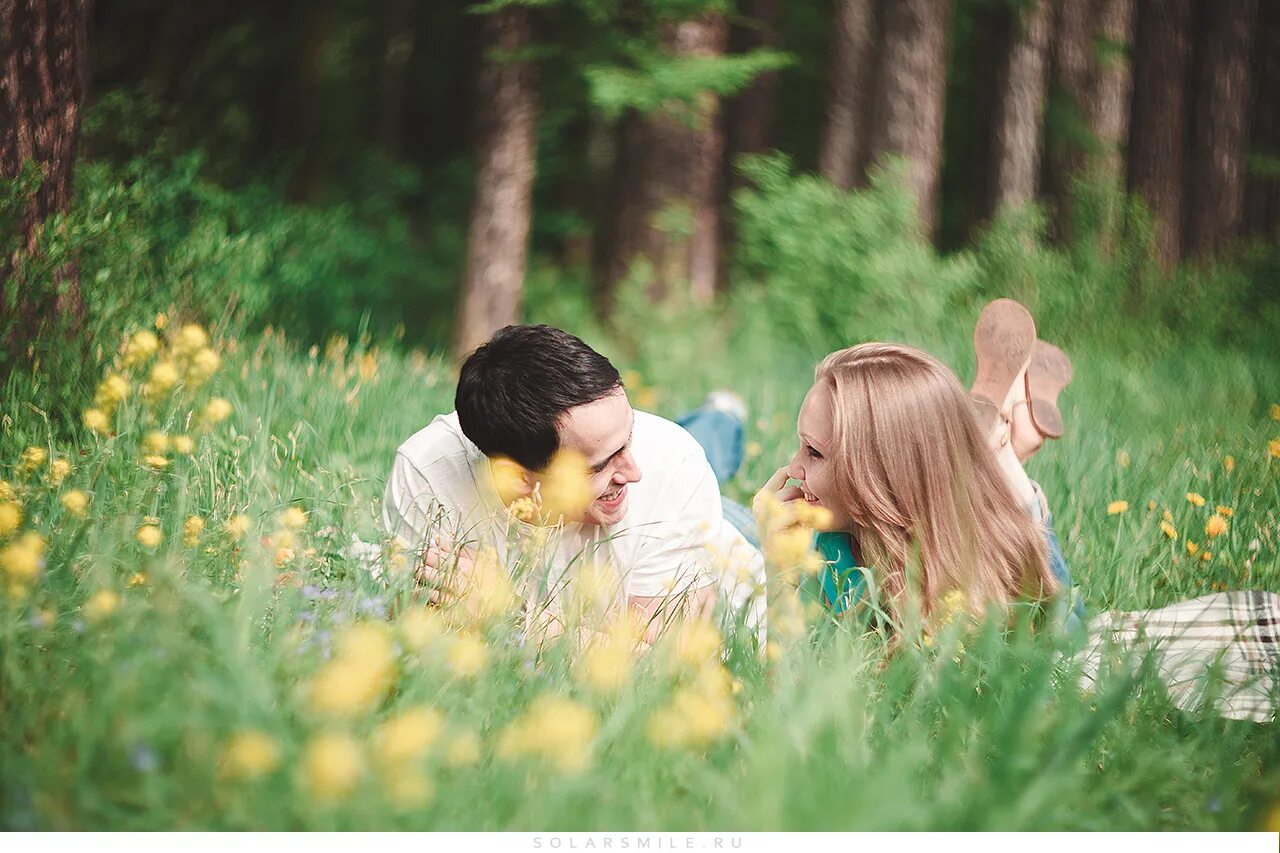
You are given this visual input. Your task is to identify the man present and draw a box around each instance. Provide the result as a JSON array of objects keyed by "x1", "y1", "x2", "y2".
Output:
[{"x1": 382, "y1": 324, "x2": 762, "y2": 640}]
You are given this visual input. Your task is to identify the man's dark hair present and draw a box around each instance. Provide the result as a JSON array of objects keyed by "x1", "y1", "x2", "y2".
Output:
[{"x1": 455, "y1": 324, "x2": 622, "y2": 471}]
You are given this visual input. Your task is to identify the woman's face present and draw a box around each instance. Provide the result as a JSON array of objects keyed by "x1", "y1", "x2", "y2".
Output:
[{"x1": 786, "y1": 381, "x2": 852, "y2": 530}]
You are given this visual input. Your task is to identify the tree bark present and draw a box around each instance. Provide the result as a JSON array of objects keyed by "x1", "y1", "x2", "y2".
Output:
[
  {"x1": 726, "y1": 0, "x2": 781, "y2": 161},
  {"x1": 866, "y1": 0, "x2": 951, "y2": 236},
  {"x1": 818, "y1": 0, "x2": 875, "y2": 189},
  {"x1": 597, "y1": 13, "x2": 729, "y2": 306},
  {"x1": 1044, "y1": 0, "x2": 1133, "y2": 238},
  {"x1": 1243, "y1": 0, "x2": 1280, "y2": 239},
  {"x1": 1128, "y1": 0, "x2": 1193, "y2": 266},
  {"x1": 455, "y1": 5, "x2": 539, "y2": 358},
  {"x1": 989, "y1": 0, "x2": 1052, "y2": 213},
  {"x1": 0, "y1": 0, "x2": 92, "y2": 351},
  {"x1": 1185, "y1": 0, "x2": 1257, "y2": 258}
]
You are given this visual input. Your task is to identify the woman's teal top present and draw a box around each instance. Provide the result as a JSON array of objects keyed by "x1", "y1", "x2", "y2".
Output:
[{"x1": 815, "y1": 531, "x2": 865, "y2": 614}]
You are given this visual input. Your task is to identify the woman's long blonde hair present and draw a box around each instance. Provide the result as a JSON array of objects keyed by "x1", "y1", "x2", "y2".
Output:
[{"x1": 815, "y1": 342, "x2": 1056, "y2": 620}]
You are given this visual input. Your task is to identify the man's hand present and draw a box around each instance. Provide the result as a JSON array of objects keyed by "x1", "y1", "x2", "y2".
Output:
[{"x1": 414, "y1": 535, "x2": 478, "y2": 606}]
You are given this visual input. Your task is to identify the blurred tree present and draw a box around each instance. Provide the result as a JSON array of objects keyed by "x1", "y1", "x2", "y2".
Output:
[
  {"x1": 1244, "y1": 0, "x2": 1280, "y2": 239},
  {"x1": 456, "y1": 2, "x2": 540, "y2": 357},
  {"x1": 1043, "y1": 0, "x2": 1133, "y2": 240},
  {"x1": 596, "y1": 11, "x2": 730, "y2": 304},
  {"x1": 1185, "y1": 0, "x2": 1257, "y2": 258},
  {"x1": 866, "y1": 0, "x2": 952, "y2": 236},
  {"x1": 725, "y1": 0, "x2": 781, "y2": 161},
  {"x1": 378, "y1": 0, "x2": 416, "y2": 156},
  {"x1": 1128, "y1": 0, "x2": 1193, "y2": 267},
  {"x1": 817, "y1": 0, "x2": 875, "y2": 190},
  {"x1": 988, "y1": 0, "x2": 1052, "y2": 215},
  {"x1": 1, "y1": 0, "x2": 92, "y2": 358}
]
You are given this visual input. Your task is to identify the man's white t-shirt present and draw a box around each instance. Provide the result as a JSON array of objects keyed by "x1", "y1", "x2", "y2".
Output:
[{"x1": 382, "y1": 410, "x2": 762, "y2": 608}]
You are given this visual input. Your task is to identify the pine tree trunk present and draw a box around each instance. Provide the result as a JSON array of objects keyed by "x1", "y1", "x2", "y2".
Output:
[
  {"x1": 0, "y1": 0, "x2": 92, "y2": 353},
  {"x1": 726, "y1": 0, "x2": 781, "y2": 161},
  {"x1": 378, "y1": 0, "x2": 415, "y2": 155},
  {"x1": 1185, "y1": 0, "x2": 1257, "y2": 258},
  {"x1": 818, "y1": 0, "x2": 876, "y2": 189},
  {"x1": 455, "y1": 6, "x2": 539, "y2": 357},
  {"x1": 597, "y1": 13, "x2": 728, "y2": 305},
  {"x1": 1044, "y1": 0, "x2": 1133, "y2": 239},
  {"x1": 1128, "y1": 0, "x2": 1193, "y2": 266},
  {"x1": 867, "y1": 0, "x2": 951, "y2": 236},
  {"x1": 1244, "y1": 0, "x2": 1280, "y2": 239},
  {"x1": 989, "y1": 0, "x2": 1052, "y2": 213}
]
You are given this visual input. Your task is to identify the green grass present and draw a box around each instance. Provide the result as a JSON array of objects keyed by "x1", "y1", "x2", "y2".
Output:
[{"x1": 2, "y1": 316, "x2": 1279, "y2": 831}]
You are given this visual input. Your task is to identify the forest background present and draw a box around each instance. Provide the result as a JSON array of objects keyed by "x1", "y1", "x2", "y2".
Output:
[{"x1": 3, "y1": 0, "x2": 1280, "y2": 832}]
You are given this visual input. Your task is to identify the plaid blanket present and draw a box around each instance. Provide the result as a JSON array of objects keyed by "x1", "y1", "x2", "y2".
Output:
[{"x1": 1076, "y1": 591, "x2": 1280, "y2": 723}]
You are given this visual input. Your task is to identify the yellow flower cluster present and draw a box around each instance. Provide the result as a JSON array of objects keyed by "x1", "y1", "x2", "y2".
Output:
[
  {"x1": 300, "y1": 732, "x2": 365, "y2": 801},
  {"x1": 754, "y1": 491, "x2": 833, "y2": 581},
  {"x1": 306, "y1": 622, "x2": 398, "y2": 719},
  {"x1": 576, "y1": 615, "x2": 644, "y2": 695},
  {"x1": 1106, "y1": 500, "x2": 1129, "y2": 515},
  {"x1": 647, "y1": 664, "x2": 737, "y2": 750},
  {"x1": 1, "y1": 531, "x2": 47, "y2": 597},
  {"x1": 497, "y1": 695, "x2": 598, "y2": 773},
  {"x1": 219, "y1": 730, "x2": 282, "y2": 781}
]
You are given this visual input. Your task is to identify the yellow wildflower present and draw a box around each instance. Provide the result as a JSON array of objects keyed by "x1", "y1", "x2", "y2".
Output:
[
  {"x1": 373, "y1": 706, "x2": 444, "y2": 766},
  {"x1": 1260, "y1": 802, "x2": 1280, "y2": 832},
  {"x1": 155, "y1": 312, "x2": 167, "y2": 329},
  {"x1": 538, "y1": 449, "x2": 593, "y2": 522},
  {"x1": 84, "y1": 589, "x2": 120, "y2": 621},
  {"x1": 300, "y1": 732, "x2": 364, "y2": 801},
  {"x1": 171, "y1": 434, "x2": 195, "y2": 455},
  {"x1": 445, "y1": 633, "x2": 488, "y2": 679},
  {"x1": 1186, "y1": 492, "x2": 1206, "y2": 507},
  {"x1": 219, "y1": 730, "x2": 281, "y2": 781},
  {"x1": 398, "y1": 605, "x2": 446, "y2": 653},
  {"x1": 490, "y1": 457, "x2": 529, "y2": 506},
  {"x1": 279, "y1": 506, "x2": 308, "y2": 530},
  {"x1": 47, "y1": 458, "x2": 72, "y2": 487},
  {"x1": 146, "y1": 361, "x2": 180, "y2": 399},
  {"x1": 60, "y1": 490, "x2": 89, "y2": 519},
  {"x1": 1214, "y1": 505, "x2": 1233, "y2": 518},
  {"x1": 1107, "y1": 500, "x2": 1129, "y2": 515},
  {"x1": 186, "y1": 347, "x2": 221, "y2": 386},
  {"x1": 94, "y1": 374, "x2": 129, "y2": 411},
  {"x1": 358, "y1": 351, "x2": 378, "y2": 382},
  {"x1": 1200, "y1": 551, "x2": 1213, "y2": 562},
  {"x1": 1146, "y1": 500, "x2": 1157, "y2": 511},
  {"x1": 142, "y1": 455, "x2": 169, "y2": 470},
  {"x1": 306, "y1": 623, "x2": 397, "y2": 718},
  {"x1": 578, "y1": 616, "x2": 643, "y2": 694},
  {"x1": 1160, "y1": 520, "x2": 1177, "y2": 540},
  {"x1": 0, "y1": 502, "x2": 20, "y2": 536},
  {"x1": 124, "y1": 330, "x2": 160, "y2": 366},
  {"x1": 1, "y1": 533, "x2": 44, "y2": 582},
  {"x1": 1271, "y1": 403, "x2": 1280, "y2": 421},
  {"x1": 744, "y1": 440, "x2": 763, "y2": 459},
  {"x1": 183, "y1": 516, "x2": 206, "y2": 547},
  {"x1": 83, "y1": 408, "x2": 111, "y2": 435},
  {"x1": 201, "y1": 397, "x2": 233, "y2": 426},
  {"x1": 647, "y1": 666, "x2": 736, "y2": 750},
  {"x1": 496, "y1": 695, "x2": 598, "y2": 774},
  {"x1": 1205, "y1": 514, "x2": 1229, "y2": 539},
  {"x1": 442, "y1": 731, "x2": 481, "y2": 768},
  {"x1": 451, "y1": 547, "x2": 517, "y2": 625},
  {"x1": 1163, "y1": 509, "x2": 1174, "y2": 523},
  {"x1": 127, "y1": 572, "x2": 147, "y2": 588},
  {"x1": 1185, "y1": 540, "x2": 1199, "y2": 556},
  {"x1": 0, "y1": 481, "x2": 13, "y2": 502},
  {"x1": 1223, "y1": 455, "x2": 1235, "y2": 474},
  {"x1": 142, "y1": 431, "x2": 170, "y2": 455},
  {"x1": 136, "y1": 524, "x2": 163, "y2": 548},
  {"x1": 19, "y1": 446, "x2": 47, "y2": 472},
  {"x1": 670, "y1": 619, "x2": 723, "y2": 671},
  {"x1": 1269, "y1": 438, "x2": 1280, "y2": 459},
  {"x1": 172, "y1": 323, "x2": 210, "y2": 357},
  {"x1": 224, "y1": 514, "x2": 252, "y2": 540},
  {"x1": 384, "y1": 769, "x2": 434, "y2": 809}
]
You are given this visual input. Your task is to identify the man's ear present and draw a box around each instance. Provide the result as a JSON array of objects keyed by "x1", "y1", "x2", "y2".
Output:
[{"x1": 489, "y1": 456, "x2": 534, "y2": 504}]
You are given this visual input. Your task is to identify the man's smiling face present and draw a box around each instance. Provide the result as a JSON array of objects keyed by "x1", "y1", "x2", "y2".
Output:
[{"x1": 553, "y1": 387, "x2": 642, "y2": 525}]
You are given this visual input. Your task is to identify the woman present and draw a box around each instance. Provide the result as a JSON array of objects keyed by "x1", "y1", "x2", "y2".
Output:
[{"x1": 756, "y1": 334, "x2": 1278, "y2": 722}]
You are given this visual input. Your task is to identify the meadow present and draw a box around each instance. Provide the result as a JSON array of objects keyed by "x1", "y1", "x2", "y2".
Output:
[{"x1": 2, "y1": 303, "x2": 1279, "y2": 831}]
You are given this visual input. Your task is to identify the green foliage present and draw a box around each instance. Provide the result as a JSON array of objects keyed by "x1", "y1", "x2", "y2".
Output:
[
  {"x1": 732, "y1": 154, "x2": 981, "y2": 354},
  {"x1": 586, "y1": 46, "x2": 793, "y2": 121}
]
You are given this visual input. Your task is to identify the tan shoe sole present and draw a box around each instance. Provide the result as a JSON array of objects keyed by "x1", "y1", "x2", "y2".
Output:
[
  {"x1": 971, "y1": 299, "x2": 1036, "y2": 432},
  {"x1": 1026, "y1": 340, "x2": 1072, "y2": 439}
]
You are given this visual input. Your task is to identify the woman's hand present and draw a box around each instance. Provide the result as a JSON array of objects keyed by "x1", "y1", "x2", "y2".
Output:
[{"x1": 752, "y1": 466, "x2": 804, "y2": 526}]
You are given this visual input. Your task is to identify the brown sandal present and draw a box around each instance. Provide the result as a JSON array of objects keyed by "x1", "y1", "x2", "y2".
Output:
[
  {"x1": 970, "y1": 299, "x2": 1037, "y2": 433},
  {"x1": 1024, "y1": 340, "x2": 1072, "y2": 439}
]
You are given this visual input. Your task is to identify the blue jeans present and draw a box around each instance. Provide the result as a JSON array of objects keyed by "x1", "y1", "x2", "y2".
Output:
[{"x1": 678, "y1": 406, "x2": 760, "y2": 548}]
